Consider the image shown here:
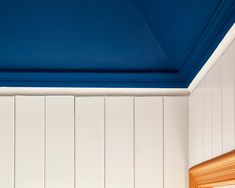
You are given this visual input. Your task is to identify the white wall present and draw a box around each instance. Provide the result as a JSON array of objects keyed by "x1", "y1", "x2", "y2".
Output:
[
  {"x1": 189, "y1": 40, "x2": 235, "y2": 168},
  {"x1": 0, "y1": 96, "x2": 188, "y2": 188}
]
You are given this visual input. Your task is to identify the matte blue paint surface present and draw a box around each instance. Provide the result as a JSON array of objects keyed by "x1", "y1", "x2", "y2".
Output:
[{"x1": 0, "y1": 0, "x2": 234, "y2": 87}]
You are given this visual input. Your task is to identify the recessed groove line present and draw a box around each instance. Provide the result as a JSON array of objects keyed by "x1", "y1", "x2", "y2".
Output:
[
  {"x1": 162, "y1": 96, "x2": 165, "y2": 188},
  {"x1": 44, "y1": 96, "x2": 46, "y2": 188},
  {"x1": 104, "y1": 96, "x2": 106, "y2": 188},
  {"x1": 221, "y1": 85, "x2": 224, "y2": 153},
  {"x1": 74, "y1": 96, "x2": 76, "y2": 188},
  {"x1": 133, "y1": 96, "x2": 135, "y2": 188},
  {"x1": 13, "y1": 96, "x2": 16, "y2": 188},
  {"x1": 201, "y1": 91, "x2": 205, "y2": 162},
  {"x1": 210, "y1": 88, "x2": 213, "y2": 159}
]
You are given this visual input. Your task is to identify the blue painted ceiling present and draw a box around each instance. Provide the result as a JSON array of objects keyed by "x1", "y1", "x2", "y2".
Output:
[{"x1": 0, "y1": 0, "x2": 234, "y2": 87}]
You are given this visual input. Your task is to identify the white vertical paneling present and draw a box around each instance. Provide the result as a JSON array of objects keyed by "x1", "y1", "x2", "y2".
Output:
[
  {"x1": 164, "y1": 97, "x2": 188, "y2": 188},
  {"x1": 0, "y1": 95, "x2": 189, "y2": 188},
  {"x1": 0, "y1": 97, "x2": 14, "y2": 188},
  {"x1": 232, "y1": 39, "x2": 235, "y2": 149},
  {"x1": 189, "y1": 40, "x2": 235, "y2": 166},
  {"x1": 189, "y1": 82, "x2": 204, "y2": 166},
  {"x1": 221, "y1": 42, "x2": 235, "y2": 153},
  {"x1": 45, "y1": 96, "x2": 74, "y2": 188},
  {"x1": 135, "y1": 97, "x2": 163, "y2": 188},
  {"x1": 15, "y1": 96, "x2": 44, "y2": 188},
  {"x1": 189, "y1": 92, "x2": 197, "y2": 167},
  {"x1": 211, "y1": 59, "x2": 223, "y2": 158},
  {"x1": 75, "y1": 97, "x2": 104, "y2": 188},
  {"x1": 194, "y1": 83, "x2": 204, "y2": 165},
  {"x1": 105, "y1": 97, "x2": 134, "y2": 188},
  {"x1": 202, "y1": 76, "x2": 212, "y2": 161}
]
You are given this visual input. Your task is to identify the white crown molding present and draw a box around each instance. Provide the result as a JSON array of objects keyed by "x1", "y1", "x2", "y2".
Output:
[
  {"x1": 0, "y1": 24, "x2": 234, "y2": 96},
  {"x1": 0, "y1": 87, "x2": 189, "y2": 96},
  {"x1": 188, "y1": 23, "x2": 235, "y2": 93}
]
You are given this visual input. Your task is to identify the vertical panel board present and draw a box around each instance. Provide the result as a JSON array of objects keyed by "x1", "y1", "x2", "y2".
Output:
[
  {"x1": 188, "y1": 89, "x2": 198, "y2": 167},
  {"x1": 15, "y1": 96, "x2": 44, "y2": 188},
  {"x1": 0, "y1": 97, "x2": 14, "y2": 188},
  {"x1": 164, "y1": 97, "x2": 188, "y2": 188},
  {"x1": 105, "y1": 97, "x2": 134, "y2": 188},
  {"x1": 75, "y1": 97, "x2": 104, "y2": 188},
  {"x1": 45, "y1": 96, "x2": 74, "y2": 188},
  {"x1": 211, "y1": 59, "x2": 223, "y2": 157},
  {"x1": 193, "y1": 83, "x2": 204, "y2": 165},
  {"x1": 202, "y1": 76, "x2": 212, "y2": 161},
  {"x1": 234, "y1": 40, "x2": 235, "y2": 150},
  {"x1": 189, "y1": 92, "x2": 197, "y2": 167},
  {"x1": 221, "y1": 42, "x2": 235, "y2": 153},
  {"x1": 135, "y1": 97, "x2": 163, "y2": 188}
]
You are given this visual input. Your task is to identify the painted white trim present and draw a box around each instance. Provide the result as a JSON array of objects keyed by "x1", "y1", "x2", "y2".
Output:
[
  {"x1": 0, "y1": 87, "x2": 189, "y2": 96},
  {"x1": 188, "y1": 23, "x2": 235, "y2": 93},
  {"x1": 0, "y1": 24, "x2": 234, "y2": 96}
]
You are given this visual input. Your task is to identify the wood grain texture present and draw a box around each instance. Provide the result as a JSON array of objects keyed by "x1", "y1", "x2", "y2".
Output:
[{"x1": 189, "y1": 150, "x2": 235, "y2": 188}]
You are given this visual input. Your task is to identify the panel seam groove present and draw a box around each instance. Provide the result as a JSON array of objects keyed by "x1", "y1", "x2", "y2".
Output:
[
  {"x1": 74, "y1": 96, "x2": 76, "y2": 188},
  {"x1": 133, "y1": 96, "x2": 135, "y2": 188},
  {"x1": 162, "y1": 96, "x2": 165, "y2": 188},
  {"x1": 104, "y1": 96, "x2": 106, "y2": 188},
  {"x1": 210, "y1": 88, "x2": 213, "y2": 159},
  {"x1": 44, "y1": 96, "x2": 46, "y2": 188},
  {"x1": 202, "y1": 92, "x2": 205, "y2": 162},
  {"x1": 233, "y1": 44, "x2": 235, "y2": 148},
  {"x1": 13, "y1": 96, "x2": 16, "y2": 188},
  {"x1": 221, "y1": 85, "x2": 224, "y2": 152}
]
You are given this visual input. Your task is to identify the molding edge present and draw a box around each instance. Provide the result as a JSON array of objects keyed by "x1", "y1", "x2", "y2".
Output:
[
  {"x1": 188, "y1": 23, "x2": 235, "y2": 93},
  {"x1": 0, "y1": 24, "x2": 234, "y2": 96},
  {"x1": 0, "y1": 87, "x2": 189, "y2": 96}
]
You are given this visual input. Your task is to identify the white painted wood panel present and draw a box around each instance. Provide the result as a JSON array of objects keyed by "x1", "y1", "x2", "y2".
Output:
[
  {"x1": 202, "y1": 77, "x2": 212, "y2": 161},
  {"x1": 45, "y1": 96, "x2": 74, "y2": 188},
  {"x1": 210, "y1": 60, "x2": 223, "y2": 158},
  {"x1": 193, "y1": 83, "x2": 204, "y2": 165},
  {"x1": 0, "y1": 97, "x2": 14, "y2": 188},
  {"x1": 164, "y1": 97, "x2": 188, "y2": 188},
  {"x1": 221, "y1": 42, "x2": 235, "y2": 153},
  {"x1": 189, "y1": 92, "x2": 197, "y2": 167},
  {"x1": 105, "y1": 97, "x2": 134, "y2": 188},
  {"x1": 75, "y1": 97, "x2": 104, "y2": 188},
  {"x1": 15, "y1": 96, "x2": 44, "y2": 188},
  {"x1": 135, "y1": 97, "x2": 163, "y2": 188},
  {"x1": 189, "y1": 40, "x2": 235, "y2": 167},
  {"x1": 189, "y1": 82, "x2": 204, "y2": 167}
]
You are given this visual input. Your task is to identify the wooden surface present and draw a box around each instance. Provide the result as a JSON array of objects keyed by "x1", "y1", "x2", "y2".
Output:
[{"x1": 189, "y1": 150, "x2": 235, "y2": 188}]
